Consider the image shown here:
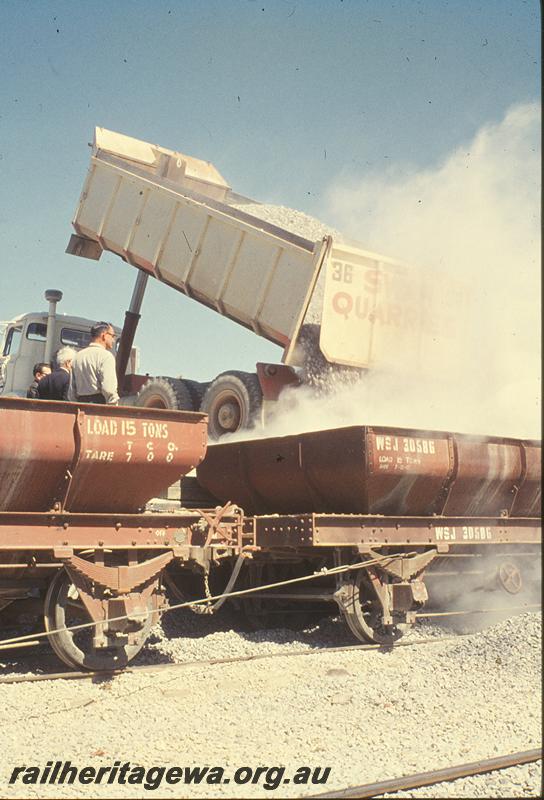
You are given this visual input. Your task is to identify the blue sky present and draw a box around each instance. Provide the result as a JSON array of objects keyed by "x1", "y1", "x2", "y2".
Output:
[{"x1": 0, "y1": 0, "x2": 540, "y2": 381}]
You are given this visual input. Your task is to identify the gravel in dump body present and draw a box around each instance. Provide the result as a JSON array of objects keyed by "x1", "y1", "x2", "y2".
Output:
[
  {"x1": 0, "y1": 609, "x2": 540, "y2": 798},
  {"x1": 229, "y1": 201, "x2": 343, "y2": 245}
]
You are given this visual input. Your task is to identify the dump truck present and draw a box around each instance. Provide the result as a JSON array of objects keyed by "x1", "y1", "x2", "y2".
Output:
[{"x1": 66, "y1": 128, "x2": 437, "y2": 437}]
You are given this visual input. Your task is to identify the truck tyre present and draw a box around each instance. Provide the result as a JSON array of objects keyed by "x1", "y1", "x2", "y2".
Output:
[
  {"x1": 201, "y1": 371, "x2": 263, "y2": 439},
  {"x1": 182, "y1": 379, "x2": 210, "y2": 411},
  {"x1": 135, "y1": 377, "x2": 193, "y2": 411}
]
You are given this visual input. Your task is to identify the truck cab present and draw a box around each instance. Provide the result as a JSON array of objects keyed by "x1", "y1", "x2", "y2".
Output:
[{"x1": 0, "y1": 292, "x2": 126, "y2": 397}]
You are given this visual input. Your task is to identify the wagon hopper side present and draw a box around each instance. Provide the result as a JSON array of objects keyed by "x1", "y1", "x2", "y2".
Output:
[{"x1": 195, "y1": 426, "x2": 541, "y2": 642}]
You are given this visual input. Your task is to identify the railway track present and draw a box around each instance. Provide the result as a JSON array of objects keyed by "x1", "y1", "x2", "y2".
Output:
[
  {"x1": 0, "y1": 633, "x2": 474, "y2": 684},
  {"x1": 0, "y1": 555, "x2": 539, "y2": 684},
  {"x1": 0, "y1": 600, "x2": 540, "y2": 685},
  {"x1": 309, "y1": 748, "x2": 542, "y2": 798}
]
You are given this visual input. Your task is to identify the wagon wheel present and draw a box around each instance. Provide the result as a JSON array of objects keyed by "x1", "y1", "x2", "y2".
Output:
[
  {"x1": 341, "y1": 568, "x2": 405, "y2": 645},
  {"x1": 496, "y1": 561, "x2": 522, "y2": 595},
  {"x1": 44, "y1": 569, "x2": 154, "y2": 671}
]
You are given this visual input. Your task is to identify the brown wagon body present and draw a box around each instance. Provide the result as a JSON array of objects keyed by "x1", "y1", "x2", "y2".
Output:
[
  {"x1": 195, "y1": 425, "x2": 540, "y2": 643},
  {"x1": 0, "y1": 398, "x2": 242, "y2": 670},
  {"x1": 196, "y1": 426, "x2": 541, "y2": 518},
  {"x1": 0, "y1": 406, "x2": 541, "y2": 669}
]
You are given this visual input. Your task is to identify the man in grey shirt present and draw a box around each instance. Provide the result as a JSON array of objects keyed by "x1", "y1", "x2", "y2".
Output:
[{"x1": 69, "y1": 322, "x2": 119, "y2": 404}]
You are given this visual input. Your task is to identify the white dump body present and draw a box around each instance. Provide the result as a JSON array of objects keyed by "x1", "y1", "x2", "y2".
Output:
[
  {"x1": 69, "y1": 129, "x2": 329, "y2": 365},
  {"x1": 69, "y1": 129, "x2": 430, "y2": 371},
  {"x1": 319, "y1": 241, "x2": 429, "y2": 370}
]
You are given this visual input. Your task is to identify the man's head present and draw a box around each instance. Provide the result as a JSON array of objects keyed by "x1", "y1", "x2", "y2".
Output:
[
  {"x1": 56, "y1": 347, "x2": 76, "y2": 371},
  {"x1": 91, "y1": 321, "x2": 116, "y2": 351},
  {"x1": 32, "y1": 362, "x2": 52, "y2": 381}
]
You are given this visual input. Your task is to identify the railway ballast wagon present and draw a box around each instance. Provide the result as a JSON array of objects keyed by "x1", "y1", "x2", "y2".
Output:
[
  {"x1": 196, "y1": 426, "x2": 541, "y2": 642},
  {"x1": 0, "y1": 397, "x2": 243, "y2": 670},
  {"x1": 0, "y1": 399, "x2": 541, "y2": 670}
]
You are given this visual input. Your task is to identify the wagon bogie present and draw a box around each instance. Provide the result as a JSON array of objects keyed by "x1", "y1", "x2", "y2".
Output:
[{"x1": 43, "y1": 565, "x2": 160, "y2": 670}]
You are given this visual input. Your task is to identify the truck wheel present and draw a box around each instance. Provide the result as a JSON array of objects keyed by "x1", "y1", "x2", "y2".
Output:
[
  {"x1": 135, "y1": 377, "x2": 193, "y2": 411},
  {"x1": 201, "y1": 371, "x2": 263, "y2": 439},
  {"x1": 182, "y1": 379, "x2": 210, "y2": 411}
]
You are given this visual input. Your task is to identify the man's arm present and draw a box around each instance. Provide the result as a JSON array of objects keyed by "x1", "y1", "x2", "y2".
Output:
[{"x1": 98, "y1": 351, "x2": 120, "y2": 404}]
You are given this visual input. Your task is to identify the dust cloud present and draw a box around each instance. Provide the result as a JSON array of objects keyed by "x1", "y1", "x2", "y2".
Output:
[
  {"x1": 422, "y1": 552, "x2": 541, "y2": 634},
  {"x1": 250, "y1": 103, "x2": 540, "y2": 442}
]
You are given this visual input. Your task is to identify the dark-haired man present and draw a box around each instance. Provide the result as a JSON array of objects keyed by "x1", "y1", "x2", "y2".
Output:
[
  {"x1": 26, "y1": 362, "x2": 52, "y2": 398},
  {"x1": 69, "y1": 322, "x2": 119, "y2": 404}
]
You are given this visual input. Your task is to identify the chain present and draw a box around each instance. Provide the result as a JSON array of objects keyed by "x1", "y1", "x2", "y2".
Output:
[
  {"x1": 203, "y1": 571, "x2": 213, "y2": 611},
  {"x1": 190, "y1": 570, "x2": 214, "y2": 615}
]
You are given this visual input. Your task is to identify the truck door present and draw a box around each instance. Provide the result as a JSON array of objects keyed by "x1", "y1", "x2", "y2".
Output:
[
  {"x1": 0, "y1": 325, "x2": 23, "y2": 393},
  {"x1": 1, "y1": 320, "x2": 51, "y2": 396}
]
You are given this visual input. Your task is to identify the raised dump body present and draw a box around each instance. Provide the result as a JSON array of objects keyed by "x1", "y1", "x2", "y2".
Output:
[
  {"x1": 0, "y1": 397, "x2": 207, "y2": 513},
  {"x1": 68, "y1": 128, "x2": 327, "y2": 364},
  {"x1": 67, "y1": 128, "x2": 430, "y2": 371},
  {"x1": 196, "y1": 425, "x2": 542, "y2": 517}
]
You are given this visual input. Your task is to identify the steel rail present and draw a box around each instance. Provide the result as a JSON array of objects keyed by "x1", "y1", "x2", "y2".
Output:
[
  {"x1": 0, "y1": 632, "x2": 471, "y2": 684},
  {"x1": 416, "y1": 603, "x2": 541, "y2": 618},
  {"x1": 309, "y1": 748, "x2": 542, "y2": 798}
]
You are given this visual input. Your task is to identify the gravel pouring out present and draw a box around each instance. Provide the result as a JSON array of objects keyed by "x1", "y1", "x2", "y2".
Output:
[{"x1": 0, "y1": 610, "x2": 540, "y2": 798}]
